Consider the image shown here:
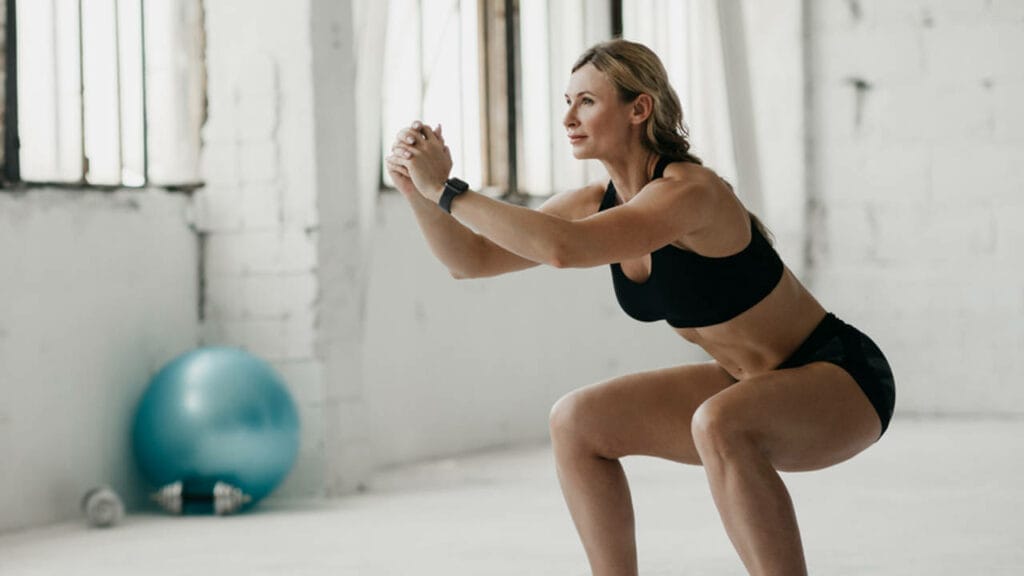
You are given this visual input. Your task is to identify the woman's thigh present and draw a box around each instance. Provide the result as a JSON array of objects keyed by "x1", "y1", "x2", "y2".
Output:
[
  {"x1": 550, "y1": 362, "x2": 737, "y2": 465},
  {"x1": 694, "y1": 361, "x2": 882, "y2": 473}
]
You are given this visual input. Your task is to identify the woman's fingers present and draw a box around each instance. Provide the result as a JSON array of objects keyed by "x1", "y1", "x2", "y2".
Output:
[
  {"x1": 385, "y1": 154, "x2": 409, "y2": 173},
  {"x1": 391, "y1": 141, "x2": 418, "y2": 159},
  {"x1": 395, "y1": 121, "x2": 445, "y2": 149}
]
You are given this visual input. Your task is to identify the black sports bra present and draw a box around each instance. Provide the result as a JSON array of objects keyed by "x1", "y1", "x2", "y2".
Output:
[{"x1": 601, "y1": 157, "x2": 784, "y2": 328}]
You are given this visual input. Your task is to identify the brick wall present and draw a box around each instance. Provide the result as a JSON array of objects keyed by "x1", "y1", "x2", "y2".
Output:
[
  {"x1": 809, "y1": 0, "x2": 1024, "y2": 415},
  {"x1": 196, "y1": 0, "x2": 373, "y2": 498}
]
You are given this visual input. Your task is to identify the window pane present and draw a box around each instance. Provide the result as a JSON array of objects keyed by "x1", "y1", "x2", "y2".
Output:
[
  {"x1": 622, "y1": 0, "x2": 737, "y2": 182},
  {"x1": 456, "y1": 0, "x2": 481, "y2": 189},
  {"x1": 382, "y1": 0, "x2": 482, "y2": 190},
  {"x1": 15, "y1": 0, "x2": 201, "y2": 187},
  {"x1": 17, "y1": 0, "x2": 83, "y2": 183},
  {"x1": 517, "y1": 0, "x2": 552, "y2": 195},
  {"x1": 381, "y1": 0, "x2": 422, "y2": 189},
  {"x1": 145, "y1": 0, "x2": 204, "y2": 186},
  {"x1": 518, "y1": 0, "x2": 609, "y2": 196},
  {"x1": 117, "y1": 0, "x2": 145, "y2": 186},
  {"x1": 81, "y1": 0, "x2": 122, "y2": 185}
]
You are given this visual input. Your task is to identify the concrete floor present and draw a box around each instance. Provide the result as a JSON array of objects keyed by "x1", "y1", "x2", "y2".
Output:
[{"x1": 1, "y1": 418, "x2": 1022, "y2": 575}]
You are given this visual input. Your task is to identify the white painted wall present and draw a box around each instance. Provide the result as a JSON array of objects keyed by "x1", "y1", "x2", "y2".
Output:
[
  {"x1": 808, "y1": 1, "x2": 1024, "y2": 415},
  {"x1": 0, "y1": 190, "x2": 198, "y2": 533}
]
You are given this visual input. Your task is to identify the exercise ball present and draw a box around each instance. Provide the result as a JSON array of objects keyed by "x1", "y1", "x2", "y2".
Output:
[{"x1": 132, "y1": 347, "x2": 300, "y2": 507}]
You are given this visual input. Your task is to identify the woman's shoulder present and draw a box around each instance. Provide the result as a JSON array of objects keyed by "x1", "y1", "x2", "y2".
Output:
[
  {"x1": 661, "y1": 160, "x2": 725, "y2": 189},
  {"x1": 655, "y1": 161, "x2": 736, "y2": 209}
]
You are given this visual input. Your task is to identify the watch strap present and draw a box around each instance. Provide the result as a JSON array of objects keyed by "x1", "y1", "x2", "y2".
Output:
[{"x1": 439, "y1": 178, "x2": 468, "y2": 214}]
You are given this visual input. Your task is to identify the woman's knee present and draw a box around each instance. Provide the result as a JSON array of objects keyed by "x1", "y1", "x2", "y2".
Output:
[
  {"x1": 549, "y1": 388, "x2": 607, "y2": 454},
  {"x1": 549, "y1": 389, "x2": 586, "y2": 441},
  {"x1": 690, "y1": 397, "x2": 761, "y2": 463}
]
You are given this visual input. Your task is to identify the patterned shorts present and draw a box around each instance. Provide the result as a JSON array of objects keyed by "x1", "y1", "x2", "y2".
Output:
[{"x1": 777, "y1": 313, "x2": 896, "y2": 437}]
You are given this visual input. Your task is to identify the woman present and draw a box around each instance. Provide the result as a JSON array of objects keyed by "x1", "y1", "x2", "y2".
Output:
[{"x1": 386, "y1": 39, "x2": 895, "y2": 576}]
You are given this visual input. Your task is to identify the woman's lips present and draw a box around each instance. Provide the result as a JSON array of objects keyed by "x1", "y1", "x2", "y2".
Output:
[{"x1": 568, "y1": 135, "x2": 587, "y2": 144}]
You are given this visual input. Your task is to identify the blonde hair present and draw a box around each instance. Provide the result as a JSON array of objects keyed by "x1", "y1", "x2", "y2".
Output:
[
  {"x1": 572, "y1": 39, "x2": 701, "y2": 165},
  {"x1": 574, "y1": 39, "x2": 775, "y2": 243}
]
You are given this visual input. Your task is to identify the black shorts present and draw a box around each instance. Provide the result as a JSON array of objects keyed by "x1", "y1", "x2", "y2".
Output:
[{"x1": 777, "y1": 313, "x2": 896, "y2": 437}]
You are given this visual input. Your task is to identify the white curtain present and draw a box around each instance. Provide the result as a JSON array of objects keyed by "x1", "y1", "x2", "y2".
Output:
[
  {"x1": 518, "y1": 0, "x2": 611, "y2": 196},
  {"x1": 622, "y1": 0, "x2": 739, "y2": 187}
]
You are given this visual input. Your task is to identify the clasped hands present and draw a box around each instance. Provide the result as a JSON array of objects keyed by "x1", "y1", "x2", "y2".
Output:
[{"x1": 385, "y1": 121, "x2": 453, "y2": 203}]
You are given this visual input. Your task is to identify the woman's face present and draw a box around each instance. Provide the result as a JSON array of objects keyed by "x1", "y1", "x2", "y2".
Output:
[{"x1": 563, "y1": 64, "x2": 635, "y2": 160}]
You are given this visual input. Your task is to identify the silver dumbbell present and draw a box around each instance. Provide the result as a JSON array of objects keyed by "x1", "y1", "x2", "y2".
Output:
[
  {"x1": 151, "y1": 481, "x2": 252, "y2": 515},
  {"x1": 81, "y1": 486, "x2": 125, "y2": 528}
]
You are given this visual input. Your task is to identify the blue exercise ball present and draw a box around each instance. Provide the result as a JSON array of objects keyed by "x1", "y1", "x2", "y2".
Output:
[{"x1": 132, "y1": 347, "x2": 300, "y2": 506}]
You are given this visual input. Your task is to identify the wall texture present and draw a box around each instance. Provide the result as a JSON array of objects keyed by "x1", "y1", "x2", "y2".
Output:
[
  {"x1": 808, "y1": 0, "x2": 1024, "y2": 415},
  {"x1": 196, "y1": 0, "x2": 371, "y2": 498},
  {"x1": 197, "y1": 0, "x2": 388, "y2": 498},
  {"x1": 0, "y1": 190, "x2": 198, "y2": 532}
]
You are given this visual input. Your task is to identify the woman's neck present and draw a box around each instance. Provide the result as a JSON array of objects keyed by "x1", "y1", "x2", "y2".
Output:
[{"x1": 602, "y1": 145, "x2": 660, "y2": 203}]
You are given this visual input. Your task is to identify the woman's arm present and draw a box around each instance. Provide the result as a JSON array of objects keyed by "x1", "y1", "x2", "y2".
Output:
[
  {"x1": 427, "y1": 182, "x2": 712, "y2": 268},
  {"x1": 394, "y1": 123, "x2": 718, "y2": 268},
  {"x1": 386, "y1": 129, "x2": 604, "y2": 278},
  {"x1": 401, "y1": 188, "x2": 539, "y2": 278}
]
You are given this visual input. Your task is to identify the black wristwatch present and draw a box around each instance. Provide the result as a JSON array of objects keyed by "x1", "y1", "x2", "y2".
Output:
[{"x1": 439, "y1": 177, "x2": 469, "y2": 214}]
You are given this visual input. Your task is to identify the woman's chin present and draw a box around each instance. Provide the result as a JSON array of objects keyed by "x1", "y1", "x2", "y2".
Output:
[{"x1": 570, "y1": 146, "x2": 591, "y2": 160}]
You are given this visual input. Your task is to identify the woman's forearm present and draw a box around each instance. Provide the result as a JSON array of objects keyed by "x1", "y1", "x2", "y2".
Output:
[
  {"x1": 405, "y1": 191, "x2": 488, "y2": 277},
  {"x1": 446, "y1": 190, "x2": 572, "y2": 267}
]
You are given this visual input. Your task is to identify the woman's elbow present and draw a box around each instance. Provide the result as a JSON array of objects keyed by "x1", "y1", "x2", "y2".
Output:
[
  {"x1": 544, "y1": 238, "x2": 575, "y2": 269},
  {"x1": 548, "y1": 255, "x2": 571, "y2": 269},
  {"x1": 548, "y1": 240, "x2": 593, "y2": 269},
  {"x1": 449, "y1": 267, "x2": 475, "y2": 280}
]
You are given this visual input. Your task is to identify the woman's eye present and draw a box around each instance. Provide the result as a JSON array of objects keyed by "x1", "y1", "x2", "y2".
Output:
[{"x1": 582, "y1": 97, "x2": 593, "y2": 105}]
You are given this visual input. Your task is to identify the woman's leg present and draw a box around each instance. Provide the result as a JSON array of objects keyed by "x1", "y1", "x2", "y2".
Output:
[
  {"x1": 548, "y1": 362, "x2": 736, "y2": 576},
  {"x1": 690, "y1": 361, "x2": 882, "y2": 576}
]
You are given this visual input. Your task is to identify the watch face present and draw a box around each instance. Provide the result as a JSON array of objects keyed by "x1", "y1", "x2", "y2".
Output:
[{"x1": 448, "y1": 178, "x2": 469, "y2": 192}]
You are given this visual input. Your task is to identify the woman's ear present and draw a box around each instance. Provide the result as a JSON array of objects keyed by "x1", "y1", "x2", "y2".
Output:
[{"x1": 630, "y1": 94, "x2": 654, "y2": 125}]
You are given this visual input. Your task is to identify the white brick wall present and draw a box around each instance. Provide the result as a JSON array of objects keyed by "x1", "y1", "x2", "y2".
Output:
[
  {"x1": 810, "y1": 0, "x2": 1024, "y2": 416},
  {"x1": 198, "y1": 0, "x2": 374, "y2": 499}
]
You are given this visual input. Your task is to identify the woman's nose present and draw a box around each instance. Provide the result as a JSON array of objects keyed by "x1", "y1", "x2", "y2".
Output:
[{"x1": 563, "y1": 107, "x2": 577, "y2": 129}]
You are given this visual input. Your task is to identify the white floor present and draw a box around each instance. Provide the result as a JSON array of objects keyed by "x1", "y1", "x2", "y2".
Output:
[{"x1": 1, "y1": 418, "x2": 1022, "y2": 575}]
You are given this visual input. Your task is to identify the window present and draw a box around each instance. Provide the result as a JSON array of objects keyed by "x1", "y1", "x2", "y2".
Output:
[
  {"x1": 381, "y1": 0, "x2": 484, "y2": 191},
  {"x1": 381, "y1": 0, "x2": 752, "y2": 203},
  {"x1": 516, "y1": 0, "x2": 612, "y2": 196},
  {"x1": 382, "y1": 0, "x2": 612, "y2": 198},
  {"x1": 3, "y1": 0, "x2": 205, "y2": 188},
  {"x1": 621, "y1": 0, "x2": 739, "y2": 183}
]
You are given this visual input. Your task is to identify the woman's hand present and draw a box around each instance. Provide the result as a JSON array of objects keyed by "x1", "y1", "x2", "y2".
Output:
[
  {"x1": 389, "y1": 121, "x2": 453, "y2": 203},
  {"x1": 385, "y1": 152, "x2": 419, "y2": 201}
]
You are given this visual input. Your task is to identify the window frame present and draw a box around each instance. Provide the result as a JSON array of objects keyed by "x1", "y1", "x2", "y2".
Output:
[
  {"x1": 380, "y1": 0, "x2": 620, "y2": 203},
  {"x1": 0, "y1": 0, "x2": 204, "y2": 193}
]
